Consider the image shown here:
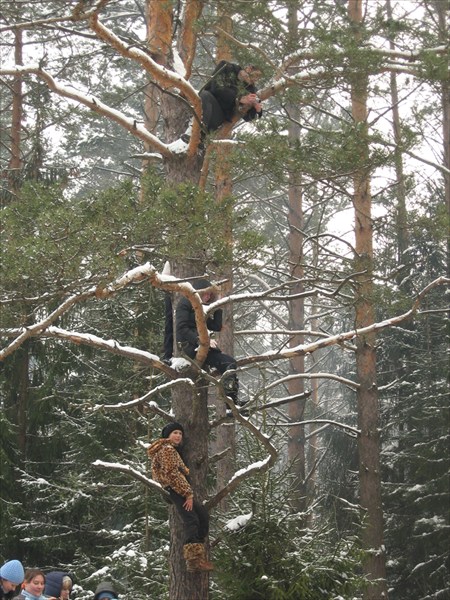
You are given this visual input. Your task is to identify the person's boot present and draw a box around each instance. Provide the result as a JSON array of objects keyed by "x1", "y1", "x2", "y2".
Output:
[{"x1": 183, "y1": 543, "x2": 214, "y2": 572}]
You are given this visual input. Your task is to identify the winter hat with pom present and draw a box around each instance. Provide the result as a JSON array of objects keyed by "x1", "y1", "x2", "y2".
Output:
[
  {"x1": 0, "y1": 560, "x2": 25, "y2": 585},
  {"x1": 161, "y1": 422, "x2": 184, "y2": 438}
]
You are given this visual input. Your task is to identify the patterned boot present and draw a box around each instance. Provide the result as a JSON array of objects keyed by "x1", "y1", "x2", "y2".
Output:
[{"x1": 183, "y1": 543, "x2": 214, "y2": 572}]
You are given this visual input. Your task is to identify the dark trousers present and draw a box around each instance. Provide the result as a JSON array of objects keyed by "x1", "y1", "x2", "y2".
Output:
[
  {"x1": 168, "y1": 489, "x2": 209, "y2": 544},
  {"x1": 163, "y1": 293, "x2": 174, "y2": 360},
  {"x1": 205, "y1": 349, "x2": 239, "y2": 402},
  {"x1": 181, "y1": 344, "x2": 239, "y2": 403},
  {"x1": 200, "y1": 90, "x2": 226, "y2": 132}
]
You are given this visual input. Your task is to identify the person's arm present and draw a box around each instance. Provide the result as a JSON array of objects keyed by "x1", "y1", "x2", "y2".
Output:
[
  {"x1": 238, "y1": 93, "x2": 263, "y2": 121},
  {"x1": 242, "y1": 105, "x2": 263, "y2": 121},
  {"x1": 207, "y1": 308, "x2": 223, "y2": 332}
]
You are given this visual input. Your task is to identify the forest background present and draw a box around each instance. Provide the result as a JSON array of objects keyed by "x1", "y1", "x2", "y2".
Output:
[{"x1": 0, "y1": 1, "x2": 448, "y2": 599}]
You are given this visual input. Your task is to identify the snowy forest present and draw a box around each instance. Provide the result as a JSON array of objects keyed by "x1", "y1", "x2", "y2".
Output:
[{"x1": 0, "y1": 1, "x2": 448, "y2": 599}]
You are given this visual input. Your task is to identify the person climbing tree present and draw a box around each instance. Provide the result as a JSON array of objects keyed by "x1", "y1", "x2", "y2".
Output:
[
  {"x1": 147, "y1": 422, "x2": 214, "y2": 573},
  {"x1": 200, "y1": 61, "x2": 263, "y2": 132},
  {"x1": 175, "y1": 278, "x2": 241, "y2": 407},
  {"x1": 182, "y1": 61, "x2": 263, "y2": 144}
]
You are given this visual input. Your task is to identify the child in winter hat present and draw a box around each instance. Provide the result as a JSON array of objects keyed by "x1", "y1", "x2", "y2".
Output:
[
  {"x1": 0, "y1": 560, "x2": 25, "y2": 593},
  {"x1": 44, "y1": 572, "x2": 73, "y2": 600},
  {"x1": 93, "y1": 582, "x2": 118, "y2": 600}
]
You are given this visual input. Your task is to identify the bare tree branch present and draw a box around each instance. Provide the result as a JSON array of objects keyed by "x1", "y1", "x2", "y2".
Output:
[
  {"x1": 277, "y1": 419, "x2": 360, "y2": 437},
  {"x1": 238, "y1": 276, "x2": 450, "y2": 367}
]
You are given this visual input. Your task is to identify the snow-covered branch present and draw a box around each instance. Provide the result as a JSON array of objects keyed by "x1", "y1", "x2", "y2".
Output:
[
  {"x1": 92, "y1": 460, "x2": 170, "y2": 501},
  {"x1": 264, "y1": 372, "x2": 359, "y2": 392},
  {"x1": 255, "y1": 391, "x2": 312, "y2": 413},
  {"x1": 278, "y1": 419, "x2": 360, "y2": 437},
  {"x1": 207, "y1": 394, "x2": 278, "y2": 509},
  {"x1": 238, "y1": 277, "x2": 450, "y2": 367},
  {"x1": 95, "y1": 379, "x2": 195, "y2": 412},
  {"x1": 0, "y1": 289, "x2": 95, "y2": 361},
  {"x1": 0, "y1": 66, "x2": 172, "y2": 157},
  {"x1": 87, "y1": 12, "x2": 203, "y2": 153}
]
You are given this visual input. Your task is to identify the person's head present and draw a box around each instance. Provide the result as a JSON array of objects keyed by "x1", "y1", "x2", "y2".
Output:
[
  {"x1": 23, "y1": 569, "x2": 46, "y2": 597},
  {"x1": 0, "y1": 560, "x2": 25, "y2": 593},
  {"x1": 93, "y1": 581, "x2": 118, "y2": 600},
  {"x1": 192, "y1": 278, "x2": 217, "y2": 305},
  {"x1": 161, "y1": 421, "x2": 184, "y2": 446},
  {"x1": 44, "y1": 571, "x2": 73, "y2": 600},
  {"x1": 240, "y1": 64, "x2": 262, "y2": 84},
  {"x1": 199, "y1": 290, "x2": 213, "y2": 304}
]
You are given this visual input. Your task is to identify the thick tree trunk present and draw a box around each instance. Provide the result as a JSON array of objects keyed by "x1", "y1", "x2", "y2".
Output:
[
  {"x1": 144, "y1": 3, "x2": 210, "y2": 597},
  {"x1": 348, "y1": 1, "x2": 388, "y2": 598},
  {"x1": 170, "y1": 380, "x2": 210, "y2": 600}
]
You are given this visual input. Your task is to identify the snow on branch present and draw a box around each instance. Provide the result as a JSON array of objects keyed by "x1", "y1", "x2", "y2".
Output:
[
  {"x1": 207, "y1": 455, "x2": 273, "y2": 511},
  {"x1": 0, "y1": 288, "x2": 95, "y2": 361},
  {"x1": 238, "y1": 277, "x2": 450, "y2": 367},
  {"x1": 264, "y1": 372, "x2": 359, "y2": 392},
  {"x1": 95, "y1": 379, "x2": 194, "y2": 412},
  {"x1": 92, "y1": 460, "x2": 170, "y2": 502},
  {"x1": 207, "y1": 407, "x2": 278, "y2": 509},
  {"x1": 278, "y1": 419, "x2": 360, "y2": 438},
  {"x1": 87, "y1": 11, "x2": 203, "y2": 151},
  {"x1": 0, "y1": 262, "x2": 201, "y2": 364},
  {"x1": 0, "y1": 66, "x2": 173, "y2": 158},
  {"x1": 255, "y1": 391, "x2": 312, "y2": 413}
]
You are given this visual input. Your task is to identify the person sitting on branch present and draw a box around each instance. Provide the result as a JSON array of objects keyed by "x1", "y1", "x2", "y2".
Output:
[
  {"x1": 147, "y1": 422, "x2": 213, "y2": 573},
  {"x1": 182, "y1": 61, "x2": 263, "y2": 145},
  {"x1": 200, "y1": 61, "x2": 263, "y2": 133}
]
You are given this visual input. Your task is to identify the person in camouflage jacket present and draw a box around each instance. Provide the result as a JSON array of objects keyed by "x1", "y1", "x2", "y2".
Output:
[{"x1": 147, "y1": 422, "x2": 213, "y2": 573}]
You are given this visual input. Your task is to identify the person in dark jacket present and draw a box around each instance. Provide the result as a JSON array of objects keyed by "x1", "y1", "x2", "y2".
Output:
[
  {"x1": 147, "y1": 422, "x2": 213, "y2": 573},
  {"x1": 93, "y1": 582, "x2": 118, "y2": 600},
  {"x1": 0, "y1": 561, "x2": 24, "y2": 600},
  {"x1": 200, "y1": 60, "x2": 263, "y2": 132},
  {"x1": 44, "y1": 572, "x2": 73, "y2": 600},
  {"x1": 175, "y1": 278, "x2": 240, "y2": 406}
]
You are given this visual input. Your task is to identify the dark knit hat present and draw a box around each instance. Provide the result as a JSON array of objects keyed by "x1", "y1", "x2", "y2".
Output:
[
  {"x1": 94, "y1": 581, "x2": 118, "y2": 600},
  {"x1": 161, "y1": 422, "x2": 184, "y2": 438},
  {"x1": 0, "y1": 560, "x2": 25, "y2": 585}
]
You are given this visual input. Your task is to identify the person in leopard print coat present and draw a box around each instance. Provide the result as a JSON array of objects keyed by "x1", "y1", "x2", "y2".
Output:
[{"x1": 147, "y1": 422, "x2": 213, "y2": 573}]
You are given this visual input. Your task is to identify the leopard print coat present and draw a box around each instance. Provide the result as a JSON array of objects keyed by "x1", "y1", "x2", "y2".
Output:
[{"x1": 147, "y1": 438, "x2": 193, "y2": 498}]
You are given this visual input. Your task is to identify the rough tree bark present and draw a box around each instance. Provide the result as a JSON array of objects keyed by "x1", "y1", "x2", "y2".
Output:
[
  {"x1": 286, "y1": 1, "x2": 307, "y2": 515},
  {"x1": 144, "y1": 2, "x2": 210, "y2": 597},
  {"x1": 210, "y1": 7, "x2": 237, "y2": 513},
  {"x1": 348, "y1": 1, "x2": 388, "y2": 598}
]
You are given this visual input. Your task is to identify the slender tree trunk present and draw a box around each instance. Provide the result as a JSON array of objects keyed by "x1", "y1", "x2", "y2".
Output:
[
  {"x1": 348, "y1": 1, "x2": 388, "y2": 598},
  {"x1": 306, "y1": 247, "x2": 320, "y2": 521},
  {"x1": 8, "y1": 27, "x2": 23, "y2": 196},
  {"x1": 287, "y1": 2, "x2": 307, "y2": 515},
  {"x1": 432, "y1": 0, "x2": 450, "y2": 277},
  {"x1": 211, "y1": 7, "x2": 236, "y2": 512},
  {"x1": 16, "y1": 344, "x2": 29, "y2": 460},
  {"x1": 386, "y1": 0, "x2": 410, "y2": 287}
]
